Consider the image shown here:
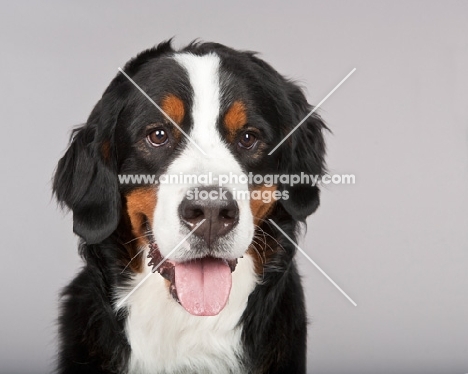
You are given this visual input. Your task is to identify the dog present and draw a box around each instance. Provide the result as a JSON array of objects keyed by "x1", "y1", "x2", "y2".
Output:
[{"x1": 53, "y1": 40, "x2": 326, "y2": 374}]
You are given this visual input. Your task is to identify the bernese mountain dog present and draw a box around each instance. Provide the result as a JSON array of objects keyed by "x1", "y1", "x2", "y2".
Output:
[{"x1": 53, "y1": 40, "x2": 326, "y2": 374}]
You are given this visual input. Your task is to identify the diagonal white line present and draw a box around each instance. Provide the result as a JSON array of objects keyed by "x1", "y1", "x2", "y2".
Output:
[
  {"x1": 118, "y1": 67, "x2": 207, "y2": 156},
  {"x1": 268, "y1": 219, "x2": 357, "y2": 306},
  {"x1": 116, "y1": 219, "x2": 206, "y2": 308},
  {"x1": 268, "y1": 68, "x2": 356, "y2": 155}
]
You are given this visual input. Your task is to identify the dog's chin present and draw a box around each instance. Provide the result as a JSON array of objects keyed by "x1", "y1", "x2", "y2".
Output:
[{"x1": 148, "y1": 243, "x2": 238, "y2": 316}]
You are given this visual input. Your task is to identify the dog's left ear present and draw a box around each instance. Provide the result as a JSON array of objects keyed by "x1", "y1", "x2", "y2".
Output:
[
  {"x1": 277, "y1": 82, "x2": 327, "y2": 221},
  {"x1": 53, "y1": 100, "x2": 121, "y2": 244}
]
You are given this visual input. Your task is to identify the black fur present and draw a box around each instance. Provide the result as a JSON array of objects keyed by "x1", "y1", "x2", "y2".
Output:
[{"x1": 54, "y1": 40, "x2": 326, "y2": 374}]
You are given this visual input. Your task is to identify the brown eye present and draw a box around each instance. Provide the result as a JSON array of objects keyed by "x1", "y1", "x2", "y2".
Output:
[
  {"x1": 147, "y1": 129, "x2": 168, "y2": 146},
  {"x1": 238, "y1": 132, "x2": 257, "y2": 149}
]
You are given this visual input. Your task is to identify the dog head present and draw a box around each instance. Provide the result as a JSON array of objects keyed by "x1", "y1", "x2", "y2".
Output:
[{"x1": 54, "y1": 40, "x2": 326, "y2": 315}]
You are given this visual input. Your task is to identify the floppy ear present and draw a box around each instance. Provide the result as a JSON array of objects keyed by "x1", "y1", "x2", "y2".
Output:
[
  {"x1": 53, "y1": 103, "x2": 121, "y2": 244},
  {"x1": 278, "y1": 83, "x2": 327, "y2": 221}
]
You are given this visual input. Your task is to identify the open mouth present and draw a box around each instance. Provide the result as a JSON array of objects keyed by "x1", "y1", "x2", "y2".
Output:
[{"x1": 148, "y1": 243, "x2": 238, "y2": 316}]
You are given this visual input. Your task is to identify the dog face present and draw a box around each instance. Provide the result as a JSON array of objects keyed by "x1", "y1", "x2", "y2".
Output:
[
  {"x1": 54, "y1": 41, "x2": 326, "y2": 316},
  {"x1": 148, "y1": 53, "x2": 256, "y2": 262}
]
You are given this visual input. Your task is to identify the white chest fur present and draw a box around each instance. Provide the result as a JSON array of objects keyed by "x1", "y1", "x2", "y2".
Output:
[{"x1": 117, "y1": 255, "x2": 257, "y2": 374}]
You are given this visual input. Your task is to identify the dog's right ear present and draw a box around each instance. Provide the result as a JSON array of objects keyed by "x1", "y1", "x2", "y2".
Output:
[{"x1": 53, "y1": 103, "x2": 121, "y2": 244}]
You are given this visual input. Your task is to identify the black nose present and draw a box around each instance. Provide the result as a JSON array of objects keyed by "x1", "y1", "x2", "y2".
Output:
[{"x1": 178, "y1": 187, "x2": 239, "y2": 247}]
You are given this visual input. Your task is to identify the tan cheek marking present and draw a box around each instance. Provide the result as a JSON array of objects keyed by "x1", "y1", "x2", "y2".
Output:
[
  {"x1": 249, "y1": 184, "x2": 278, "y2": 226},
  {"x1": 124, "y1": 187, "x2": 157, "y2": 272},
  {"x1": 248, "y1": 185, "x2": 279, "y2": 275},
  {"x1": 224, "y1": 101, "x2": 247, "y2": 142},
  {"x1": 161, "y1": 94, "x2": 185, "y2": 124}
]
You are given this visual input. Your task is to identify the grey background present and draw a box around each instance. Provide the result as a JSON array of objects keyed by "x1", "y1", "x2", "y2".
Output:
[{"x1": 1, "y1": 1, "x2": 467, "y2": 373}]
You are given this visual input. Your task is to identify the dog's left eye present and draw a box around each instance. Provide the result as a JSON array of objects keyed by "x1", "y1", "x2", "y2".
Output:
[
  {"x1": 238, "y1": 132, "x2": 257, "y2": 149},
  {"x1": 147, "y1": 129, "x2": 168, "y2": 147}
]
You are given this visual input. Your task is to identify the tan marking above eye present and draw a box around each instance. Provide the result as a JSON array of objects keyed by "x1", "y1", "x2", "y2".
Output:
[
  {"x1": 224, "y1": 101, "x2": 247, "y2": 141},
  {"x1": 101, "y1": 140, "x2": 111, "y2": 161},
  {"x1": 161, "y1": 94, "x2": 185, "y2": 124}
]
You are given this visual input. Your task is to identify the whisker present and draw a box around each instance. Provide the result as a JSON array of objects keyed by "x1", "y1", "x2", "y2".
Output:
[
  {"x1": 122, "y1": 232, "x2": 153, "y2": 246},
  {"x1": 249, "y1": 240, "x2": 266, "y2": 281},
  {"x1": 253, "y1": 220, "x2": 286, "y2": 252},
  {"x1": 120, "y1": 245, "x2": 147, "y2": 274},
  {"x1": 254, "y1": 235, "x2": 276, "y2": 254},
  {"x1": 250, "y1": 239, "x2": 266, "y2": 264}
]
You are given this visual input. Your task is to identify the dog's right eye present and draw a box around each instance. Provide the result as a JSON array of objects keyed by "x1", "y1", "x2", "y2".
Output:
[{"x1": 147, "y1": 129, "x2": 169, "y2": 147}]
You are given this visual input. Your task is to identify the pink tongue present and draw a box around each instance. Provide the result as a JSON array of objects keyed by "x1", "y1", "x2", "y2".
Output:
[{"x1": 174, "y1": 257, "x2": 232, "y2": 316}]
